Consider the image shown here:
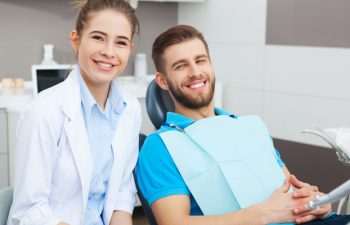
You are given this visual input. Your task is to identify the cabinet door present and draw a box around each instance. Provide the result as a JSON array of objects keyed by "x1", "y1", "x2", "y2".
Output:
[
  {"x1": 0, "y1": 108, "x2": 7, "y2": 154},
  {"x1": 8, "y1": 111, "x2": 20, "y2": 186},
  {"x1": 0, "y1": 154, "x2": 9, "y2": 188},
  {"x1": 0, "y1": 109, "x2": 9, "y2": 188}
]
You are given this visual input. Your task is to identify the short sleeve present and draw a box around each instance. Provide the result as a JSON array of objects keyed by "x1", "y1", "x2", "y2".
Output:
[
  {"x1": 274, "y1": 148, "x2": 285, "y2": 168},
  {"x1": 136, "y1": 132, "x2": 190, "y2": 206},
  {"x1": 269, "y1": 136, "x2": 285, "y2": 168}
]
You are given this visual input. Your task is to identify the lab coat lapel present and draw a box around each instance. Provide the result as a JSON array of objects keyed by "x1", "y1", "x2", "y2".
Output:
[
  {"x1": 61, "y1": 67, "x2": 92, "y2": 210},
  {"x1": 65, "y1": 112, "x2": 92, "y2": 210}
]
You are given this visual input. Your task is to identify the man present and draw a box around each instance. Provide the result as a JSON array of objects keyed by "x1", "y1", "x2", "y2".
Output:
[{"x1": 136, "y1": 25, "x2": 350, "y2": 225}]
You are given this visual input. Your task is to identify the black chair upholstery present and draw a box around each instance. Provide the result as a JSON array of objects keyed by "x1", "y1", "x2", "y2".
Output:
[
  {"x1": 138, "y1": 133, "x2": 147, "y2": 151},
  {"x1": 145, "y1": 79, "x2": 174, "y2": 129},
  {"x1": 135, "y1": 133, "x2": 158, "y2": 225},
  {"x1": 135, "y1": 80, "x2": 175, "y2": 225}
]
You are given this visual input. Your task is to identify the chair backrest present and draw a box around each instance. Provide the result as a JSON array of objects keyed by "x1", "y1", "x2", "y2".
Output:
[
  {"x1": 145, "y1": 79, "x2": 174, "y2": 129},
  {"x1": 134, "y1": 133, "x2": 158, "y2": 225},
  {"x1": 135, "y1": 81, "x2": 175, "y2": 225},
  {"x1": 0, "y1": 187, "x2": 13, "y2": 225}
]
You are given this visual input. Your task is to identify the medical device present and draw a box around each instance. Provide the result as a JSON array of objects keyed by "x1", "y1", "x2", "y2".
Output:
[
  {"x1": 308, "y1": 179, "x2": 350, "y2": 210},
  {"x1": 31, "y1": 64, "x2": 72, "y2": 96},
  {"x1": 301, "y1": 127, "x2": 350, "y2": 166},
  {"x1": 302, "y1": 127, "x2": 350, "y2": 214}
]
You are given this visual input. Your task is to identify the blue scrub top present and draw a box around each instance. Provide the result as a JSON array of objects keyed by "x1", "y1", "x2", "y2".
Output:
[{"x1": 136, "y1": 108, "x2": 285, "y2": 215}]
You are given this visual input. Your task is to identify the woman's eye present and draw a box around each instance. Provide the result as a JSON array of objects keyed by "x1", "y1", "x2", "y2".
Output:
[
  {"x1": 92, "y1": 35, "x2": 103, "y2": 41},
  {"x1": 116, "y1": 41, "x2": 128, "y2": 46}
]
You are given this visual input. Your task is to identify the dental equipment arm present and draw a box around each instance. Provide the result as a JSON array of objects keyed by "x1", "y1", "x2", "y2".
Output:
[
  {"x1": 301, "y1": 128, "x2": 350, "y2": 165},
  {"x1": 308, "y1": 179, "x2": 350, "y2": 210}
]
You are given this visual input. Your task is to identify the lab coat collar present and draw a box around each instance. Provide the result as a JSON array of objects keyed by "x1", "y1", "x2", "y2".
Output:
[
  {"x1": 78, "y1": 67, "x2": 126, "y2": 119},
  {"x1": 60, "y1": 66, "x2": 82, "y2": 120}
]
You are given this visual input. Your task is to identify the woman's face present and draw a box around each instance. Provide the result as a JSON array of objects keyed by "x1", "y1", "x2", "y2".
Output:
[{"x1": 71, "y1": 9, "x2": 133, "y2": 87}]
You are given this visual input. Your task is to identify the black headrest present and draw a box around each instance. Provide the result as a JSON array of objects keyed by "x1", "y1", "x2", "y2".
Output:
[{"x1": 145, "y1": 80, "x2": 174, "y2": 129}]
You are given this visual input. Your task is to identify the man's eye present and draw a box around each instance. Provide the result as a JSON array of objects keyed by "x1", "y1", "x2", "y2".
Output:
[
  {"x1": 197, "y1": 59, "x2": 207, "y2": 64},
  {"x1": 175, "y1": 64, "x2": 185, "y2": 70}
]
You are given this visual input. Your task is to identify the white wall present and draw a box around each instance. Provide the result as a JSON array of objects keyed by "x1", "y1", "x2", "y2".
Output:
[
  {"x1": 178, "y1": 0, "x2": 350, "y2": 147},
  {"x1": 0, "y1": 0, "x2": 178, "y2": 80}
]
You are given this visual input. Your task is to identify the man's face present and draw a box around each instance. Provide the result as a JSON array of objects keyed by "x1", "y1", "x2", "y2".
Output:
[{"x1": 161, "y1": 38, "x2": 215, "y2": 109}]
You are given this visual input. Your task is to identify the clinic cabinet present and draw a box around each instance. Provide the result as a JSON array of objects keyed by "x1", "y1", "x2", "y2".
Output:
[{"x1": 0, "y1": 108, "x2": 9, "y2": 188}]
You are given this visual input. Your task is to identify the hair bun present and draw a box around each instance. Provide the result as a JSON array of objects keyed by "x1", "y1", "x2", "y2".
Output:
[{"x1": 72, "y1": 0, "x2": 87, "y2": 9}]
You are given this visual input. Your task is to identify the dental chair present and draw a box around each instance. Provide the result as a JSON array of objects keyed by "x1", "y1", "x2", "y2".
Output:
[
  {"x1": 135, "y1": 133, "x2": 158, "y2": 225},
  {"x1": 0, "y1": 187, "x2": 13, "y2": 225},
  {"x1": 134, "y1": 80, "x2": 174, "y2": 225},
  {"x1": 145, "y1": 79, "x2": 174, "y2": 129}
]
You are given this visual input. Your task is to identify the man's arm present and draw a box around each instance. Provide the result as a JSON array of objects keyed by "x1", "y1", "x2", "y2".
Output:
[
  {"x1": 152, "y1": 195, "x2": 266, "y2": 225},
  {"x1": 151, "y1": 179, "x2": 314, "y2": 225}
]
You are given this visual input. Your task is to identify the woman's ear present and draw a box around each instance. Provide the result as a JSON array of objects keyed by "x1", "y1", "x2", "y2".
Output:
[
  {"x1": 70, "y1": 30, "x2": 79, "y2": 53},
  {"x1": 155, "y1": 72, "x2": 169, "y2": 91}
]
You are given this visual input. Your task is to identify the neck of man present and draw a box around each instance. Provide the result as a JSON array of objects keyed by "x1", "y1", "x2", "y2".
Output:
[{"x1": 174, "y1": 100, "x2": 216, "y2": 120}]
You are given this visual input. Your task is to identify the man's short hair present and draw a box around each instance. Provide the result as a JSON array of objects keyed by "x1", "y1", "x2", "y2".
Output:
[{"x1": 152, "y1": 25, "x2": 210, "y2": 74}]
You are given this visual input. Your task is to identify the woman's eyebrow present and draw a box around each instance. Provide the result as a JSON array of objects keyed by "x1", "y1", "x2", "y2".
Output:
[{"x1": 89, "y1": 30, "x2": 131, "y2": 42}]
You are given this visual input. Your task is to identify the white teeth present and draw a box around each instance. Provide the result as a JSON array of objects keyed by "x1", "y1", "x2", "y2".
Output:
[
  {"x1": 98, "y1": 62, "x2": 112, "y2": 68},
  {"x1": 190, "y1": 82, "x2": 204, "y2": 89}
]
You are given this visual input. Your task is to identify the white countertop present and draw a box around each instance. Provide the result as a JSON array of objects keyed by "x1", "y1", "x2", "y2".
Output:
[
  {"x1": 117, "y1": 75, "x2": 155, "y2": 98},
  {"x1": 0, "y1": 88, "x2": 33, "y2": 109},
  {"x1": 0, "y1": 75, "x2": 223, "y2": 112},
  {"x1": 0, "y1": 75, "x2": 155, "y2": 112}
]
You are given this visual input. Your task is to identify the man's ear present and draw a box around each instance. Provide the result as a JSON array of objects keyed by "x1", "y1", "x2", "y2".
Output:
[
  {"x1": 155, "y1": 72, "x2": 169, "y2": 91},
  {"x1": 70, "y1": 30, "x2": 79, "y2": 53}
]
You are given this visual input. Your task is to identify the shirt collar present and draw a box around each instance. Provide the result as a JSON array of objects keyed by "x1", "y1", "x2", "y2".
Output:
[
  {"x1": 79, "y1": 69, "x2": 96, "y2": 119},
  {"x1": 108, "y1": 80, "x2": 126, "y2": 114},
  {"x1": 165, "y1": 107, "x2": 236, "y2": 129},
  {"x1": 78, "y1": 67, "x2": 126, "y2": 118}
]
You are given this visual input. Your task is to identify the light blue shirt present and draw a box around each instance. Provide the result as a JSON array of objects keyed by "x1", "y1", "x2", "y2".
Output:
[{"x1": 78, "y1": 71, "x2": 125, "y2": 225}]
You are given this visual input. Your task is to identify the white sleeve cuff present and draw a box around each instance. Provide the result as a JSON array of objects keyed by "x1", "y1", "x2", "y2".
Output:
[
  {"x1": 114, "y1": 191, "x2": 136, "y2": 214},
  {"x1": 12, "y1": 203, "x2": 60, "y2": 225}
]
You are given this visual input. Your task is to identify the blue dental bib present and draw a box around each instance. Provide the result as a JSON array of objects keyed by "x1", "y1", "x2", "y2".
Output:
[{"x1": 160, "y1": 115, "x2": 293, "y2": 225}]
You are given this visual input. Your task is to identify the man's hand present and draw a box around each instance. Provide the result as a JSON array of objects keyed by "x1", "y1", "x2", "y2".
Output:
[
  {"x1": 263, "y1": 178, "x2": 304, "y2": 224},
  {"x1": 289, "y1": 175, "x2": 332, "y2": 223}
]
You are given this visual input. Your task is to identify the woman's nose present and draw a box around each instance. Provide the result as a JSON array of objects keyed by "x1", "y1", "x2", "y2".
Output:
[{"x1": 100, "y1": 43, "x2": 115, "y2": 58}]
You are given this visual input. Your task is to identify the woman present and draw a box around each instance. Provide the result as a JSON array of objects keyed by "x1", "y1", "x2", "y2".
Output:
[{"x1": 8, "y1": 0, "x2": 141, "y2": 224}]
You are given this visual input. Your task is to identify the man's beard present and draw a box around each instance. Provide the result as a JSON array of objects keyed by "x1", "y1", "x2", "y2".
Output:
[{"x1": 167, "y1": 76, "x2": 215, "y2": 109}]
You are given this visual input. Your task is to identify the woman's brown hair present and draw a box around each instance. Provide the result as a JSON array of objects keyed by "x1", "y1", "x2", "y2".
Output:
[{"x1": 73, "y1": 0, "x2": 139, "y2": 38}]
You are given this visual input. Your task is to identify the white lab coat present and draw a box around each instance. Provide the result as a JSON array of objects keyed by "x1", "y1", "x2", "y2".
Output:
[{"x1": 7, "y1": 66, "x2": 141, "y2": 225}]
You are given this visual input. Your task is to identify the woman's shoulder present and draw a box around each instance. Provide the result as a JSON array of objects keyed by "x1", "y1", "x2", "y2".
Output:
[{"x1": 20, "y1": 83, "x2": 71, "y2": 126}]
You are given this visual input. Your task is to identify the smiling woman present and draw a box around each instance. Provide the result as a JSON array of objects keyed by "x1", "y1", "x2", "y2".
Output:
[
  {"x1": 70, "y1": 10, "x2": 134, "y2": 108},
  {"x1": 7, "y1": 1, "x2": 142, "y2": 225}
]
